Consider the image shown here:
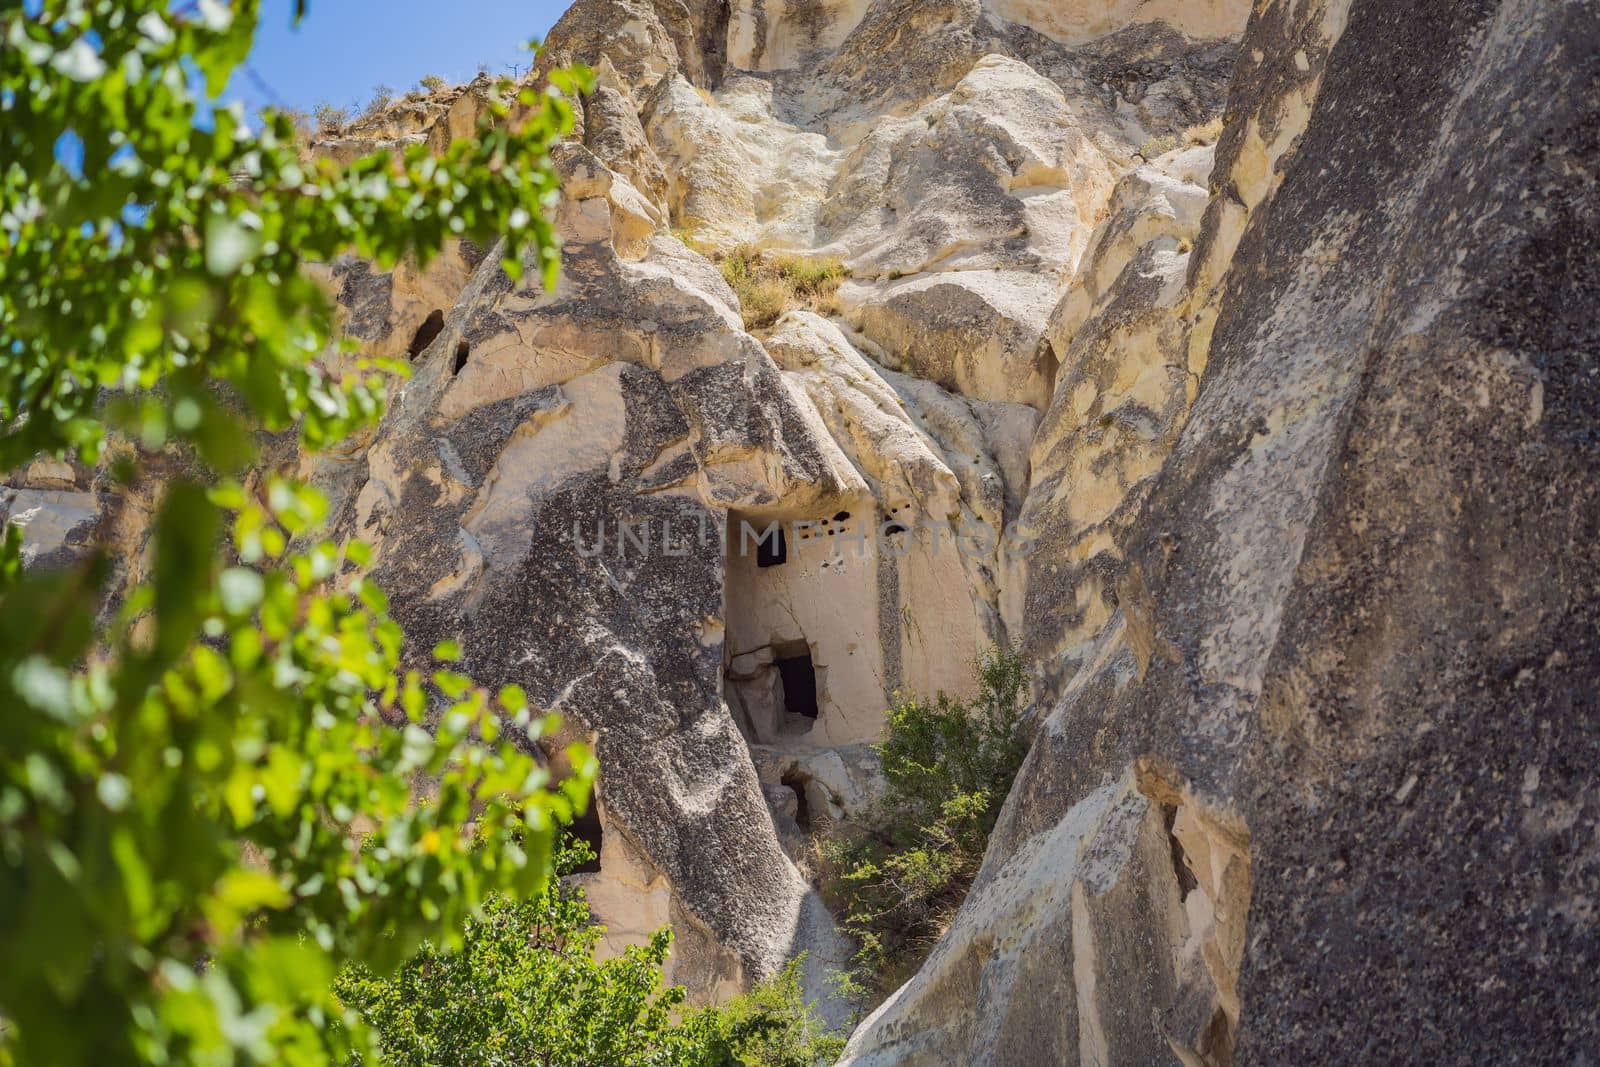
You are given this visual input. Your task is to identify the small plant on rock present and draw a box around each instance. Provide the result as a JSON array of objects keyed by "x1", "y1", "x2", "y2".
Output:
[
  {"x1": 313, "y1": 99, "x2": 352, "y2": 134},
  {"x1": 364, "y1": 83, "x2": 396, "y2": 118},
  {"x1": 1184, "y1": 116, "x2": 1225, "y2": 146},
  {"x1": 715, "y1": 243, "x2": 849, "y2": 332},
  {"x1": 1138, "y1": 131, "x2": 1182, "y2": 159},
  {"x1": 821, "y1": 646, "x2": 1029, "y2": 1001}
]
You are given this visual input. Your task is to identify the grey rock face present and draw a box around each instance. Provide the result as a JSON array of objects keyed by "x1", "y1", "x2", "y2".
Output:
[
  {"x1": 237, "y1": 0, "x2": 1600, "y2": 1059},
  {"x1": 1217, "y1": 0, "x2": 1600, "y2": 1058},
  {"x1": 0, "y1": 487, "x2": 101, "y2": 570},
  {"x1": 846, "y1": 0, "x2": 1600, "y2": 1062}
]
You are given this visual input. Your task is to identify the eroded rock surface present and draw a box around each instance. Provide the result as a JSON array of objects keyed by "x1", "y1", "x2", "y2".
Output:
[
  {"x1": 31, "y1": 0, "x2": 1595, "y2": 1060},
  {"x1": 844, "y1": 0, "x2": 1600, "y2": 1062}
]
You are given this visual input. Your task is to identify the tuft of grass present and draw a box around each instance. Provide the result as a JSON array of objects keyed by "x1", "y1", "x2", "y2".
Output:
[
  {"x1": 1184, "y1": 116, "x2": 1225, "y2": 146},
  {"x1": 715, "y1": 244, "x2": 849, "y2": 332},
  {"x1": 1137, "y1": 131, "x2": 1181, "y2": 159},
  {"x1": 419, "y1": 73, "x2": 449, "y2": 93}
]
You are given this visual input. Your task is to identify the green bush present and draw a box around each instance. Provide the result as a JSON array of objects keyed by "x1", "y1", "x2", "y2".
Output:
[
  {"x1": 340, "y1": 837, "x2": 844, "y2": 1067},
  {"x1": 822, "y1": 646, "x2": 1028, "y2": 999},
  {"x1": 685, "y1": 956, "x2": 845, "y2": 1067}
]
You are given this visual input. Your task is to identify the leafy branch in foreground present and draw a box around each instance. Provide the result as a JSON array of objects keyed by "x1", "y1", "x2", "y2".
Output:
[
  {"x1": 0, "y1": 1, "x2": 595, "y2": 1062},
  {"x1": 0, "y1": 477, "x2": 594, "y2": 1063},
  {"x1": 821, "y1": 646, "x2": 1028, "y2": 1001},
  {"x1": 3, "y1": 0, "x2": 587, "y2": 473}
]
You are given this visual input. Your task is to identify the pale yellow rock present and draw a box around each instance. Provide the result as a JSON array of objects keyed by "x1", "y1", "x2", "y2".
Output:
[
  {"x1": 819, "y1": 54, "x2": 1115, "y2": 278},
  {"x1": 727, "y1": 0, "x2": 873, "y2": 71},
  {"x1": 1007, "y1": 146, "x2": 1210, "y2": 688},
  {"x1": 840, "y1": 269, "x2": 1064, "y2": 411},
  {"x1": 644, "y1": 74, "x2": 842, "y2": 251},
  {"x1": 982, "y1": 0, "x2": 1250, "y2": 47}
]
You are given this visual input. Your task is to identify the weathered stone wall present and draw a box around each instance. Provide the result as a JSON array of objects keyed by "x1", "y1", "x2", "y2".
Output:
[
  {"x1": 15, "y1": 0, "x2": 1594, "y2": 1058},
  {"x1": 843, "y1": 0, "x2": 1600, "y2": 1062}
]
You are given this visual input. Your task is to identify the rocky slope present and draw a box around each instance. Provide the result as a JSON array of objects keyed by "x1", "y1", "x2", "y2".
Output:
[
  {"x1": 6, "y1": 0, "x2": 1595, "y2": 1061},
  {"x1": 276, "y1": 0, "x2": 1255, "y2": 1019}
]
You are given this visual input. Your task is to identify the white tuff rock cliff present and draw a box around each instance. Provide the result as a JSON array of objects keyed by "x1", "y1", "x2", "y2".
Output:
[{"x1": 9, "y1": 0, "x2": 1596, "y2": 1061}]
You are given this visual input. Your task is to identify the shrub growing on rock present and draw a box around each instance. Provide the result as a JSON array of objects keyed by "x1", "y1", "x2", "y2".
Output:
[
  {"x1": 712, "y1": 244, "x2": 849, "y2": 332},
  {"x1": 364, "y1": 83, "x2": 396, "y2": 117},
  {"x1": 314, "y1": 99, "x2": 353, "y2": 134},
  {"x1": 340, "y1": 837, "x2": 844, "y2": 1067},
  {"x1": 822, "y1": 646, "x2": 1028, "y2": 999}
]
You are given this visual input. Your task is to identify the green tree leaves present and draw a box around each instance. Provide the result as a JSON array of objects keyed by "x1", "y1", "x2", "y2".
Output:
[
  {"x1": 0, "y1": 1, "x2": 595, "y2": 1062},
  {"x1": 1, "y1": 0, "x2": 591, "y2": 472},
  {"x1": 340, "y1": 839, "x2": 844, "y2": 1067}
]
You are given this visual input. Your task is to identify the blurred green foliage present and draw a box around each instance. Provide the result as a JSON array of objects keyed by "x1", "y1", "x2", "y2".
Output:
[{"x1": 0, "y1": 1, "x2": 597, "y2": 1062}]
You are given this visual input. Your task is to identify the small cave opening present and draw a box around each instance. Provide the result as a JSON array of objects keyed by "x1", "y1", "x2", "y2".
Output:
[
  {"x1": 780, "y1": 768, "x2": 813, "y2": 833},
  {"x1": 1163, "y1": 803, "x2": 1199, "y2": 902},
  {"x1": 774, "y1": 644, "x2": 819, "y2": 721},
  {"x1": 756, "y1": 524, "x2": 788, "y2": 568},
  {"x1": 565, "y1": 803, "x2": 604, "y2": 875},
  {"x1": 452, "y1": 339, "x2": 470, "y2": 377},
  {"x1": 407, "y1": 308, "x2": 445, "y2": 360},
  {"x1": 1039, "y1": 338, "x2": 1060, "y2": 399}
]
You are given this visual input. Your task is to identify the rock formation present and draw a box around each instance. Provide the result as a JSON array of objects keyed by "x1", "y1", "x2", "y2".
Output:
[
  {"x1": 840, "y1": 0, "x2": 1600, "y2": 1063},
  {"x1": 8, "y1": 0, "x2": 1595, "y2": 1060}
]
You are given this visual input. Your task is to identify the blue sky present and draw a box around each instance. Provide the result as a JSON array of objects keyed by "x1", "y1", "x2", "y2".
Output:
[{"x1": 229, "y1": 0, "x2": 573, "y2": 114}]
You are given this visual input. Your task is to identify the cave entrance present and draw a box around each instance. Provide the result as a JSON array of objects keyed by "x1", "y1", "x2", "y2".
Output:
[
  {"x1": 774, "y1": 642, "x2": 819, "y2": 721},
  {"x1": 780, "y1": 768, "x2": 813, "y2": 833},
  {"x1": 565, "y1": 802, "x2": 603, "y2": 874},
  {"x1": 407, "y1": 308, "x2": 445, "y2": 359},
  {"x1": 756, "y1": 524, "x2": 788, "y2": 568}
]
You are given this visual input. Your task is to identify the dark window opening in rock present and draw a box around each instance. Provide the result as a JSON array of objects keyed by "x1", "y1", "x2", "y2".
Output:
[
  {"x1": 883, "y1": 520, "x2": 910, "y2": 538},
  {"x1": 566, "y1": 803, "x2": 603, "y2": 874},
  {"x1": 757, "y1": 525, "x2": 788, "y2": 568},
  {"x1": 407, "y1": 308, "x2": 445, "y2": 360},
  {"x1": 1163, "y1": 804, "x2": 1198, "y2": 902},
  {"x1": 452, "y1": 340, "x2": 470, "y2": 376},
  {"x1": 781, "y1": 769, "x2": 812, "y2": 833},
  {"x1": 832, "y1": 510, "x2": 851, "y2": 522},
  {"x1": 1039, "y1": 339, "x2": 1060, "y2": 399},
  {"x1": 1198, "y1": 1007, "x2": 1235, "y2": 1066},
  {"x1": 775, "y1": 647, "x2": 818, "y2": 719}
]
